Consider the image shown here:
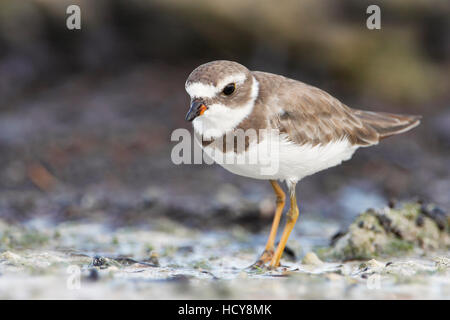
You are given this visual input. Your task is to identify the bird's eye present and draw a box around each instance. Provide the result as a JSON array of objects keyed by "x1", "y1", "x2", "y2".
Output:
[{"x1": 222, "y1": 83, "x2": 236, "y2": 96}]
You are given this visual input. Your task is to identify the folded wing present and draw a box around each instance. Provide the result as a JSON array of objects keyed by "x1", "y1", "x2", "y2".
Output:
[{"x1": 259, "y1": 73, "x2": 421, "y2": 147}]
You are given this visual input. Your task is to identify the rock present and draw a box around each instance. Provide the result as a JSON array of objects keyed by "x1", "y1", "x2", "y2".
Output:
[
  {"x1": 324, "y1": 202, "x2": 450, "y2": 261},
  {"x1": 146, "y1": 252, "x2": 160, "y2": 266},
  {"x1": 420, "y1": 204, "x2": 449, "y2": 231},
  {"x1": 366, "y1": 259, "x2": 385, "y2": 272},
  {"x1": 92, "y1": 256, "x2": 106, "y2": 267},
  {"x1": 0, "y1": 251, "x2": 22, "y2": 263},
  {"x1": 91, "y1": 255, "x2": 121, "y2": 269},
  {"x1": 302, "y1": 252, "x2": 323, "y2": 266},
  {"x1": 434, "y1": 256, "x2": 450, "y2": 270}
]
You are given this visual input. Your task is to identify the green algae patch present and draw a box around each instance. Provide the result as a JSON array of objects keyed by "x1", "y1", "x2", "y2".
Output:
[
  {"x1": 323, "y1": 202, "x2": 449, "y2": 261},
  {"x1": 1, "y1": 226, "x2": 50, "y2": 250}
]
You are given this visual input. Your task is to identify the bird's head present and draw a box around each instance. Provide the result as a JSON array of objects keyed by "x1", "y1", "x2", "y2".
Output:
[{"x1": 185, "y1": 60, "x2": 259, "y2": 139}]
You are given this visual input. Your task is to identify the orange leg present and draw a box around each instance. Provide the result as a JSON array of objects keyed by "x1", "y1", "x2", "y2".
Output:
[
  {"x1": 252, "y1": 180, "x2": 285, "y2": 267},
  {"x1": 269, "y1": 183, "x2": 299, "y2": 269}
]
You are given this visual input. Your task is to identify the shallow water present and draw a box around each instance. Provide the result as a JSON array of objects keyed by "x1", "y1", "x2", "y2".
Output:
[{"x1": 0, "y1": 217, "x2": 448, "y2": 299}]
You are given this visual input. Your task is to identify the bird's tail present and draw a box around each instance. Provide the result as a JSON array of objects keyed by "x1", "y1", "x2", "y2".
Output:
[{"x1": 354, "y1": 110, "x2": 421, "y2": 140}]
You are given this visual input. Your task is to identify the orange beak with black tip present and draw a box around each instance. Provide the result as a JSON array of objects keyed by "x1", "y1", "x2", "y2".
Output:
[{"x1": 185, "y1": 100, "x2": 208, "y2": 121}]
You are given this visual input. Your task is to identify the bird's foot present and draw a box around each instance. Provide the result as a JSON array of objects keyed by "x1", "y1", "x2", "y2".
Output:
[{"x1": 247, "y1": 249, "x2": 278, "y2": 271}]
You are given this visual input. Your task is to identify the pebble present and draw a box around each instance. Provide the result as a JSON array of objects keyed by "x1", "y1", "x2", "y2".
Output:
[
  {"x1": 367, "y1": 259, "x2": 385, "y2": 269},
  {"x1": 434, "y1": 256, "x2": 450, "y2": 270},
  {"x1": 302, "y1": 252, "x2": 323, "y2": 266},
  {"x1": 0, "y1": 251, "x2": 22, "y2": 263}
]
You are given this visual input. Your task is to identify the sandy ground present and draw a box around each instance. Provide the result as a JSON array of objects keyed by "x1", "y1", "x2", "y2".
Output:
[{"x1": 0, "y1": 217, "x2": 448, "y2": 299}]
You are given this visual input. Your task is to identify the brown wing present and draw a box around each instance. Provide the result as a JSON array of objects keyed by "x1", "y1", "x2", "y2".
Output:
[
  {"x1": 352, "y1": 110, "x2": 421, "y2": 140},
  {"x1": 254, "y1": 72, "x2": 420, "y2": 147}
]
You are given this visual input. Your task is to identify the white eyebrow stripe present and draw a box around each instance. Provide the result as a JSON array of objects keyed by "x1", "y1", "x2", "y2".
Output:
[
  {"x1": 216, "y1": 73, "x2": 246, "y2": 90},
  {"x1": 185, "y1": 73, "x2": 247, "y2": 99},
  {"x1": 185, "y1": 82, "x2": 218, "y2": 98}
]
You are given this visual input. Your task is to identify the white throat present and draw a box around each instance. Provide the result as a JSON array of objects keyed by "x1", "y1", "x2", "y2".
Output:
[{"x1": 191, "y1": 76, "x2": 259, "y2": 139}]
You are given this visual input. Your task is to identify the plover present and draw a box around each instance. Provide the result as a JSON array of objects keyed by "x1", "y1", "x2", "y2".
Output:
[{"x1": 184, "y1": 60, "x2": 421, "y2": 269}]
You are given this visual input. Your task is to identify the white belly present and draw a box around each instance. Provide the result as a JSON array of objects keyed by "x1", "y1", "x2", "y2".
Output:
[{"x1": 201, "y1": 133, "x2": 359, "y2": 182}]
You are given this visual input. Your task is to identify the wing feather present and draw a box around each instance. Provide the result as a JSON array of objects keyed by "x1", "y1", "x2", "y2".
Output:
[
  {"x1": 253, "y1": 71, "x2": 420, "y2": 147},
  {"x1": 253, "y1": 72, "x2": 379, "y2": 146}
]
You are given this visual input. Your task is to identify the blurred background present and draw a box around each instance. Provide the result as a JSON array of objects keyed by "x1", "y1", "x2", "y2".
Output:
[{"x1": 0, "y1": 0, "x2": 449, "y2": 232}]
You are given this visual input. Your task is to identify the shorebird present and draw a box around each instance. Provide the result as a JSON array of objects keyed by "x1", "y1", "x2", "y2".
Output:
[{"x1": 184, "y1": 60, "x2": 421, "y2": 269}]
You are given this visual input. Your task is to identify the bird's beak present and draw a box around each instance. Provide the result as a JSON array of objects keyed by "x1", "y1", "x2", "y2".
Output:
[{"x1": 185, "y1": 100, "x2": 208, "y2": 121}]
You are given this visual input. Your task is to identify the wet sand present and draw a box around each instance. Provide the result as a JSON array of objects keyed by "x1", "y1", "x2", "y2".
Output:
[{"x1": 1, "y1": 214, "x2": 448, "y2": 299}]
